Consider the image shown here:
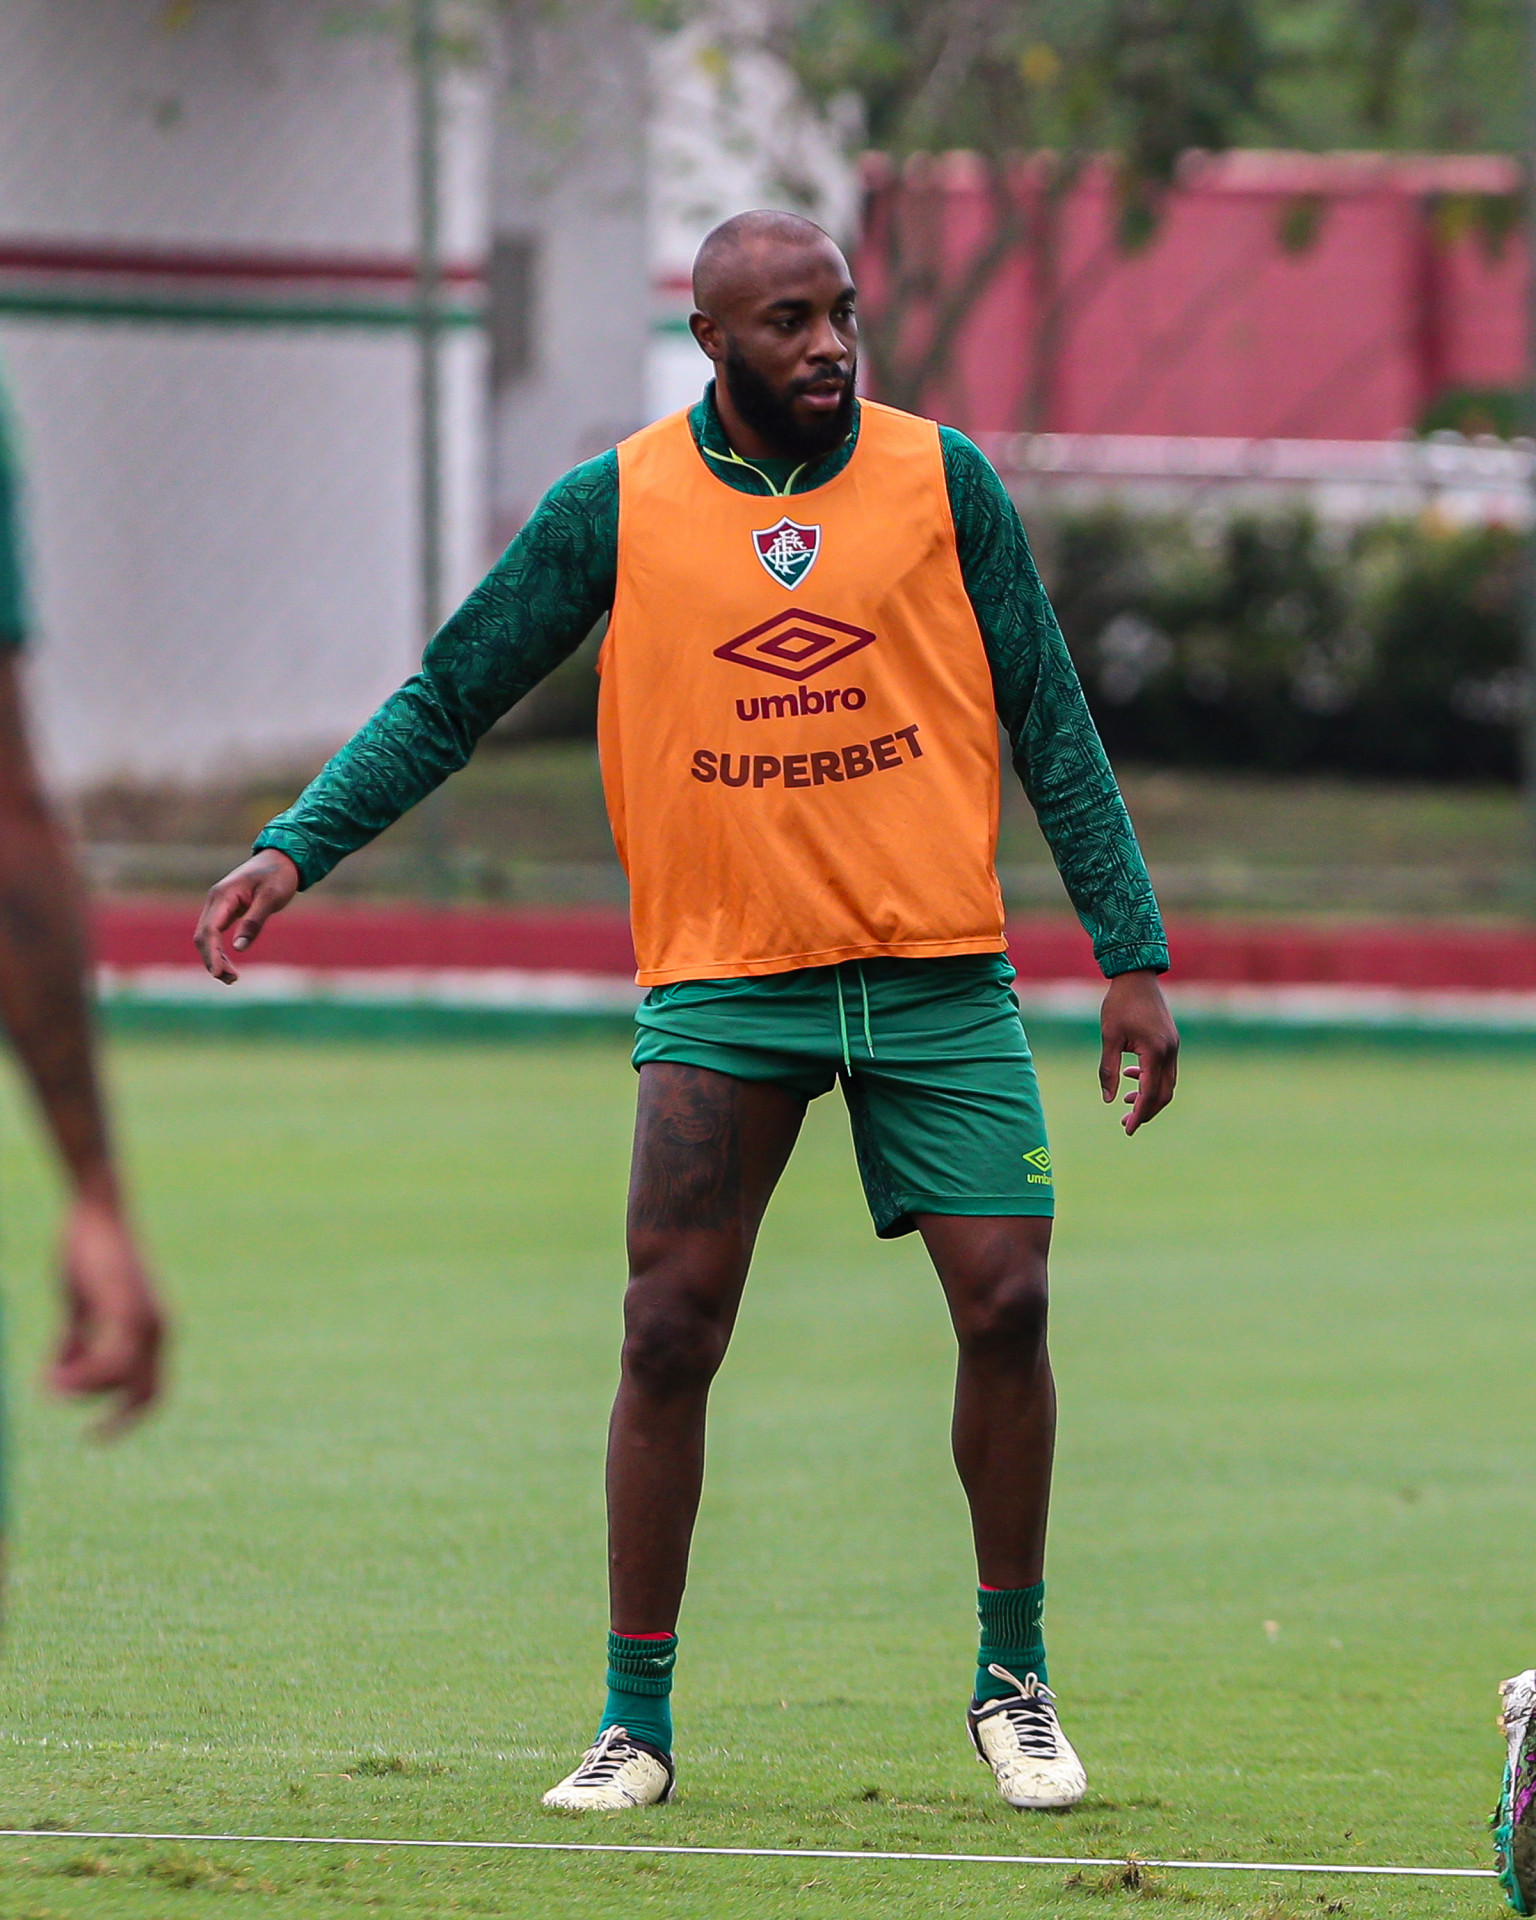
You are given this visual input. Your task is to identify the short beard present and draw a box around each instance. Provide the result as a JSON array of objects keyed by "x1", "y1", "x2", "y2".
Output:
[{"x1": 721, "y1": 345, "x2": 856, "y2": 460}]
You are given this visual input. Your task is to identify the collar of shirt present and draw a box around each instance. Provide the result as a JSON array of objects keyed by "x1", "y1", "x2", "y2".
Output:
[{"x1": 687, "y1": 380, "x2": 860, "y2": 497}]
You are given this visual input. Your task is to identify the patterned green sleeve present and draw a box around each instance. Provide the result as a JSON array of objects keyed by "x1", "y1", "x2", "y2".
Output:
[
  {"x1": 940, "y1": 428, "x2": 1168, "y2": 977},
  {"x1": 255, "y1": 451, "x2": 620, "y2": 887},
  {"x1": 0, "y1": 386, "x2": 28, "y2": 649}
]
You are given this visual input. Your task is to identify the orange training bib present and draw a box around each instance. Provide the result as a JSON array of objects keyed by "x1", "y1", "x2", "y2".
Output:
[{"x1": 601, "y1": 401, "x2": 1005, "y2": 985}]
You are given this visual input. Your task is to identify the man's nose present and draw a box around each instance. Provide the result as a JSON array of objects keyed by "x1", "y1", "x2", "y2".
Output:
[{"x1": 805, "y1": 315, "x2": 847, "y2": 365}]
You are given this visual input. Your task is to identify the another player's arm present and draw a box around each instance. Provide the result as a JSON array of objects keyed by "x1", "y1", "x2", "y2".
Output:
[
  {"x1": 0, "y1": 655, "x2": 164, "y2": 1430},
  {"x1": 196, "y1": 454, "x2": 621, "y2": 981},
  {"x1": 941, "y1": 430, "x2": 1178, "y2": 1134}
]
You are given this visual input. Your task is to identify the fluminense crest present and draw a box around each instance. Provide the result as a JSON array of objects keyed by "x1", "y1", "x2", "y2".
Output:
[{"x1": 752, "y1": 517, "x2": 821, "y2": 589}]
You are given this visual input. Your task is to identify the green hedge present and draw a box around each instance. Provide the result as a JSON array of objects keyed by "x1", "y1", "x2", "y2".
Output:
[{"x1": 1040, "y1": 508, "x2": 1525, "y2": 781}]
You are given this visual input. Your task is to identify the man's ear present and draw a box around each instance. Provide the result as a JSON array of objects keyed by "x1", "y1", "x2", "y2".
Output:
[{"x1": 690, "y1": 311, "x2": 724, "y2": 363}]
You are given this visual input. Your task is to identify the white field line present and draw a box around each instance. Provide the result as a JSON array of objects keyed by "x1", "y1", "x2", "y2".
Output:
[
  {"x1": 1019, "y1": 980, "x2": 1536, "y2": 1030},
  {"x1": 96, "y1": 965, "x2": 644, "y2": 1013},
  {"x1": 95, "y1": 967, "x2": 1536, "y2": 1032},
  {"x1": 0, "y1": 1828, "x2": 1496, "y2": 1878}
]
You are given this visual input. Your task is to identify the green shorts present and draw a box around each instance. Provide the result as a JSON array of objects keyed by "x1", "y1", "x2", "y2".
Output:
[{"x1": 632, "y1": 953, "x2": 1053, "y2": 1239}]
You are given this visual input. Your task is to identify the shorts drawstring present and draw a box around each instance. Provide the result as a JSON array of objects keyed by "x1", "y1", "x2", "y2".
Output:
[{"x1": 836, "y1": 964, "x2": 876, "y2": 1074}]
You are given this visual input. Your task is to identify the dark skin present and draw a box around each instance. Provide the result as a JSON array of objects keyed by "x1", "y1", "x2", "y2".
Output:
[
  {"x1": 611, "y1": 1066, "x2": 1062, "y2": 1621},
  {"x1": 689, "y1": 222, "x2": 860, "y2": 461},
  {"x1": 0, "y1": 657, "x2": 164, "y2": 1440},
  {"x1": 197, "y1": 217, "x2": 1178, "y2": 1642}
]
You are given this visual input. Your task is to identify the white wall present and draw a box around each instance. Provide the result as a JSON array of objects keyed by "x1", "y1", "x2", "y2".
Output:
[
  {"x1": 487, "y1": 0, "x2": 650, "y2": 540},
  {"x1": 0, "y1": 0, "x2": 859, "y2": 785},
  {"x1": 646, "y1": 9, "x2": 861, "y2": 419},
  {"x1": 0, "y1": 0, "x2": 489, "y2": 786},
  {"x1": 487, "y1": 0, "x2": 863, "y2": 529}
]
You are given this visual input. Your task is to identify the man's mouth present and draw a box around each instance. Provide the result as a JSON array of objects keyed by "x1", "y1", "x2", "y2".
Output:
[{"x1": 798, "y1": 377, "x2": 849, "y2": 410}]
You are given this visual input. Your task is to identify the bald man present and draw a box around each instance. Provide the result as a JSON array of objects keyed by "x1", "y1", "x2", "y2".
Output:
[{"x1": 196, "y1": 211, "x2": 1177, "y2": 1813}]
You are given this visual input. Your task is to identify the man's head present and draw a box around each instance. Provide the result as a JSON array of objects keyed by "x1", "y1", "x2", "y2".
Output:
[{"x1": 690, "y1": 211, "x2": 857, "y2": 461}]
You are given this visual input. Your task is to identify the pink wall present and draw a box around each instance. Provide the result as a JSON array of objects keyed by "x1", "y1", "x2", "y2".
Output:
[
  {"x1": 94, "y1": 900, "x2": 1536, "y2": 988},
  {"x1": 856, "y1": 151, "x2": 1526, "y2": 439}
]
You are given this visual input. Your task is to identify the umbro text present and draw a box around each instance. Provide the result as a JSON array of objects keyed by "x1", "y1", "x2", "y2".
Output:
[{"x1": 735, "y1": 686, "x2": 866, "y2": 721}]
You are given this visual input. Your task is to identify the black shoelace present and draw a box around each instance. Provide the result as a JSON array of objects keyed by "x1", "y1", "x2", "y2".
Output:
[
  {"x1": 996, "y1": 1691, "x2": 1060, "y2": 1758},
  {"x1": 569, "y1": 1724, "x2": 645, "y2": 1782},
  {"x1": 981, "y1": 1664, "x2": 1061, "y2": 1758}
]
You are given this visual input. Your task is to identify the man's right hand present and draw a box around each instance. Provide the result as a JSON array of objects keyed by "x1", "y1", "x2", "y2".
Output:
[{"x1": 194, "y1": 848, "x2": 300, "y2": 983}]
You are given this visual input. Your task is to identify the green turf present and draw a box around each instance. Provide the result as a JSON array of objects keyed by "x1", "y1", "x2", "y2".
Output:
[
  {"x1": 0, "y1": 1035, "x2": 1527, "y2": 1918},
  {"x1": 78, "y1": 743, "x2": 1528, "y2": 918}
]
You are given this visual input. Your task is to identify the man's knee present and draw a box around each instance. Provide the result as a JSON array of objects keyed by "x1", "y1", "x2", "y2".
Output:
[
  {"x1": 951, "y1": 1260, "x2": 1050, "y2": 1358},
  {"x1": 620, "y1": 1268, "x2": 732, "y2": 1395}
]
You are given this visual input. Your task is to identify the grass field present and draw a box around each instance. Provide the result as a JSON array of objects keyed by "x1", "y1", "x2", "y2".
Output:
[
  {"x1": 0, "y1": 1035, "x2": 1530, "y2": 1918},
  {"x1": 75, "y1": 746, "x2": 1527, "y2": 918}
]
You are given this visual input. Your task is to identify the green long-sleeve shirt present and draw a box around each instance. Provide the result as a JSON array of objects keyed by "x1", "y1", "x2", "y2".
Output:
[
  {"x1": 257, "y1": 388, "x2": 1167, "y2": 978},
  {"x1": 0, "y1": 378, "x2": 28, "y2": 650}
]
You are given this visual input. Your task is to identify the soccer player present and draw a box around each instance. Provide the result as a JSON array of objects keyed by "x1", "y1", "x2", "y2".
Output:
[
  {"x1": 0, "y1": 386, "x2": 165, "y2": 1457},
  {"x1": 194, "y1": 211, "x2": 1177, "y2": 1813}
]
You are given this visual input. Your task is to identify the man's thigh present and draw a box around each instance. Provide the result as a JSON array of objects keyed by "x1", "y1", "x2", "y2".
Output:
[
  {"x1": 917, "y1": 1212, "x2": 1053, "y2": 1309},
  {"x1": 628, "y1": 1063, "x2": 807, "y2": 1253}
]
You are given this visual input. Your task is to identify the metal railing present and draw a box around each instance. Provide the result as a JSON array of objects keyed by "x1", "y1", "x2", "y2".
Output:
[{"x1": 983, "y1": 431, "x2": 1536, "y2": 527}]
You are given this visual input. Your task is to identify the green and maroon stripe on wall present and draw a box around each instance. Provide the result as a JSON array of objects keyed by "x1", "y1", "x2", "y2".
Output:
[
  {"x1": 89, "y1": 899, "x2": 1536, "y2": 990},
  {"x1": 0, "y1": 239, "x2": 484, "y2": 328}
]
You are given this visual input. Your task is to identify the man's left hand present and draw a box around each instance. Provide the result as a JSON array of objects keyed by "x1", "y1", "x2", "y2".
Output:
[{"x1": 1099, "y1": 970, "x2": 1179, "y2": 1136}]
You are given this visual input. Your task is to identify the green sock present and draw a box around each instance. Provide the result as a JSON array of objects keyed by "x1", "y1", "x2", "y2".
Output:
[
  {"x1": 597, "y1": 1631, "x2": 676, "y2": 1754},
  {"x1": 975, "y1": 1582, "x2": 1047, "y2": 1703}
]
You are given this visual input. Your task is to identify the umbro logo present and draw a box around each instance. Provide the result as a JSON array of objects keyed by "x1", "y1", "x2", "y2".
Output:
[
  {"x1": 714, "y1": 608, "x2": 876, "y2": 683},
  {"x1": 753, "y1": 517, "x2": 820, "y2": 588},
  {"x1": 1023, "y1": 1148, "x2": 1052, "y2": 1172}
]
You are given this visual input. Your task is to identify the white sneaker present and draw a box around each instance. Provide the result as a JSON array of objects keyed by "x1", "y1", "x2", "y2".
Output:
[
  {"x1": 967, "y1": 1664, "x2": 1087, "y2": 1810},
  {"x1": 541, "y1": 1724, "x2": 675, "y2": 1811},
  {"x1": 1495, "y1": 1670, "x2": 1536, "y2": 1913}
]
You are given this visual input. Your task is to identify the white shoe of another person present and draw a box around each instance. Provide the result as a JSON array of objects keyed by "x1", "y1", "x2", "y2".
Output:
[
  {"x1": 541, "y1": 1724, "x2": 675, "y2": 1811},
  {"x1": 1495, "y1": 1670, "x2": 1536, "y2": 1912},
  {"x1": 967, "y1": 1665, "x2": 1088, "y2": 1810}
]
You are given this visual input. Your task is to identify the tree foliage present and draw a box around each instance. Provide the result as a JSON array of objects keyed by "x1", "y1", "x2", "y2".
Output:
[
  {"x1": 1047, "y1": 505, "x2": 1524, "y2": 781},
  {"x1": 1262, "y1": 0, "x2": 1525, "y2": 153},
  {"x1": 758, "y1": 0, "x2": 1520, "y2": 416}
]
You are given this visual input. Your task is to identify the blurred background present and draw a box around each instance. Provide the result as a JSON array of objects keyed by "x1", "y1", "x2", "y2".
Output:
[{"x1": 3, "y1": 0, "x2": 1535, "y2": 1014}]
